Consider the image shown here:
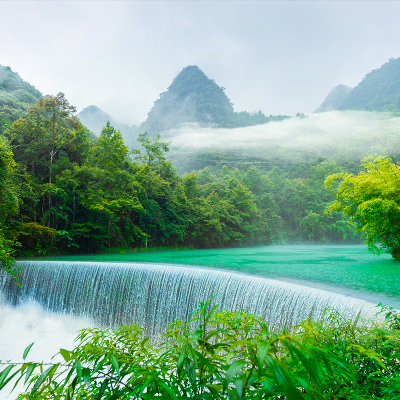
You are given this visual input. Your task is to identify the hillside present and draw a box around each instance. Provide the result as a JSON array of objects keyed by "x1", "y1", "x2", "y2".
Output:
[
  {"x1": 339, "y1": 57, "x2": 400, "y2": 112},
  {"x1": 0, "y1": 65, "x2": 42, "y2": 134},
  {"x1": 316, "y1": 57, "x2": 400, "y2": 113}
]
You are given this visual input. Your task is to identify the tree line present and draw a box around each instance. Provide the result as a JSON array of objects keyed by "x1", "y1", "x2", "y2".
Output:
[{"x1": 7, "y1": 92, "x2": 398, "y2": 272}]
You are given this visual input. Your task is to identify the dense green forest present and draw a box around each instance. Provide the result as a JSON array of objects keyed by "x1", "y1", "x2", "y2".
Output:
[{"x1": 0, "y1": 91, "x2": 362, "y2": 270}]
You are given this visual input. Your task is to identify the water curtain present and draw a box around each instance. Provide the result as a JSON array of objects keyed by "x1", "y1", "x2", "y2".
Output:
[{"x1": 0, "y1": 261, "x2": 376, "y2": 336}]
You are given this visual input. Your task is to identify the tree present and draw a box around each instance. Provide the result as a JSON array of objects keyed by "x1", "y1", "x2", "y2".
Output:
[
  {"x1": 91, "y1": 121, "x2": 128, "y2": 170},
  {"x1": 131, "y1": 132, "x2": 170, "y2": 169},
  {"x1": 325, "y1": 155, "x2": 400, "y2": 259},
  {"x1": 6, "y1": 92, "x2": 90, "y2": 229}
]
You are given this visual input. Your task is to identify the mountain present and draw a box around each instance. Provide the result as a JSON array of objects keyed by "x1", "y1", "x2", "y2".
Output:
[
  {"x1": 316, "y1": 57, "x2": 400, "y2": 113},
  {"x1": 139, "y1": 65, "x2": 289, "y2": 137},
  {"x1": 77, "y1": 105, "x2": 138, "y2": 145},
  {"x1": 77, "y1": 105, "x2": 120, "y2": 134},
  {"x1": 140, "y1": 65, "x2": 236, "y2": 135},
  {"x1": 0, "y1": 65, "x2": 42, "y2": 134},
  {"x1": 314, "y1": 85, "x2": 352, "y2": 113}
]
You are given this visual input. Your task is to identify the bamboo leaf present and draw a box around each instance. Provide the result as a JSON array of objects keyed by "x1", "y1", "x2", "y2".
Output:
[
  {"x1": 224, "y1": 360, "x2": 245, "y2": 390},
  {"x1": 28, "y1": 365, "x2": 55, "y2": 399},
  {"x1": 24, "y1": 363, "x2": 37, "y2": 385},
  {"x1": 23, "y1": 343, "x2": 34, "y2": 360},
  {"x1": 111, "y1": 354, "x2": 120, "y2": 377},
  {"x1": 82, "y1": 367, "x2": 91, "y2": 388},
  {"x1": 60, "y1": 349, "x2": 71, "y2": 362}
]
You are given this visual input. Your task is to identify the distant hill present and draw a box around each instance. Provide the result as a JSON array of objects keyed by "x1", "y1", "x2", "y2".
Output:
[
  {"x1": 314, "y1": 85, "x2": 352, "y2": 113},
  {"x1": 0, "y1": 65, "x2": 42, "y2": 134},
  {"x1": 77, "y1": 105, "x2": 138, "y2": 145},
  {"x1": 77, "y1": 105, "x2": 120, "y2": 134},
  {"x1": 316, "y1": 57, "x2": 400, "y2": 113},
  {"x1": 139, "y1": 65, "x2": 289, "y2": 136},
  {"x1": 339, "y1": 57, "x2": 400, "y2": 112}
]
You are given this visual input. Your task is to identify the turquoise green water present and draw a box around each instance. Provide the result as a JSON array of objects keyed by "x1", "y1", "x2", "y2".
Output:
[{"x1": 29, "y1": 245, "x2": 400, "y2": 307}]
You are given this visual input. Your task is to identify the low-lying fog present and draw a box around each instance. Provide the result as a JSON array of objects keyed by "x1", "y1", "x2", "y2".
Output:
[{"x1": 165, "y1": 111, "x2": 400, "y2": 169}]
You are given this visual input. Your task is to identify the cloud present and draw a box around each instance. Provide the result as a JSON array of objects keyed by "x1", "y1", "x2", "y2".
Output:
[{"x1": 166, "y1": 111, "x2": 400, "y2": 167}]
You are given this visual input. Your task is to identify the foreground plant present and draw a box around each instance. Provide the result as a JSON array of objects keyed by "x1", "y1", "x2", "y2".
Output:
[{"x1": 1, "y1": 300, "x2": 399, "y2": 399}]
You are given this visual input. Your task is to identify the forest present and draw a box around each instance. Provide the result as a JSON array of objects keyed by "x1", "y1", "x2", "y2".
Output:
[{"x1": 0, "y1": 91, "x2": 367, "y2": 273}]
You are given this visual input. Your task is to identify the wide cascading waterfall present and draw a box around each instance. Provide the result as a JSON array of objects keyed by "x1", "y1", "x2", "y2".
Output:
[{"x1": 0, "y1": 261, "x2": 377, "y2": 336}]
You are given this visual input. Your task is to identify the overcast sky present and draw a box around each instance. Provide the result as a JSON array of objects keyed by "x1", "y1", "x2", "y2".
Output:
[{"x1": 1, "y1": 1, "x2": 400, "y2": 125}]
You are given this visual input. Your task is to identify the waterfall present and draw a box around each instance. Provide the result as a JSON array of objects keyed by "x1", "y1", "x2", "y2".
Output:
[{"x1": 0, "y1": 261, "x2": 378, "y2": 337}]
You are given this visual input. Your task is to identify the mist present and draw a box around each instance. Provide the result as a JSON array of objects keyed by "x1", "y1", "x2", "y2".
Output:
[
  {"x1": 0, "y1": 300, "x2": 93, "y2": 400},
  {"x1": 165, "y1": 111, "x2": 400, "y2": 171}
]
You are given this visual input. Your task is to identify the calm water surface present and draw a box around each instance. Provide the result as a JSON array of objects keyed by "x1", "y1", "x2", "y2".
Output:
[{"x1": 29, "y1": 245, "x2": 400, "y2": 307}]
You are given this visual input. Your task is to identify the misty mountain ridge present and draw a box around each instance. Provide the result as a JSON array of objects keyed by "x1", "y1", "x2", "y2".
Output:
[{"x1": 316, "y1": 57, "x2": 400, "y2": 113}]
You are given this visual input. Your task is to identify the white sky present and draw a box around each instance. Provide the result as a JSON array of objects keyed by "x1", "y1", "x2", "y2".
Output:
[{"x1": 1, "y1": 1, "x2": 400, "y2": 125}]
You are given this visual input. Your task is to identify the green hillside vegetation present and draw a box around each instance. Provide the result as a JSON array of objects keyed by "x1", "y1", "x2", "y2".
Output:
[
  {"x1": 0, "y1": 65, "x2": 41, "y2": 135},
  {"x1": 316, "y1": 57, "x2": 400, "y2": 113},
  {"x1": 139, "y1": 66, "x2": 289, "y2": 136},
  {"x1": 340, "y1": 57, "x2": 400, "y2": 112}
]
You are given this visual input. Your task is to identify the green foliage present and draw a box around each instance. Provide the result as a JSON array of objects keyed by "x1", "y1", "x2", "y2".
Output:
[
  {"x1": 0, "y1": 135, "x2": 20, "y2": 278},
  {"x1": 340, "y1": 57, "x2": 400, "y2": 112},
  {"x1": 0, "y1": 65, "x2": 41, "y2": 132},
  {"x1": 326, "y1": 155, "x2": 400, "y2": 259},
  {"x1": 1, "y1": 90, "x2": 363, "y2": 257},
  {"x1": 92, "y1": 122, "x2": 129, "y2": 170},
  {"x1": 2, "y1": 300, "x2": 399, "y2": 399}
]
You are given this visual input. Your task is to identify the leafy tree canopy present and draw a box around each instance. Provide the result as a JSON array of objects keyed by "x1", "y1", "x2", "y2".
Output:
[{"x1": 326, "y1": 155, "x2": 400, "y2": 259}]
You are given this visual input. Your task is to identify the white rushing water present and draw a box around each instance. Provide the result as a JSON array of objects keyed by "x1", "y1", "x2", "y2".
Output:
[
  {"x1": 0, "y1": 260, "x2": 381, "y2": 398},
  {"x1": 0, "y1": 261, "x2": 378, "y2": 336}
]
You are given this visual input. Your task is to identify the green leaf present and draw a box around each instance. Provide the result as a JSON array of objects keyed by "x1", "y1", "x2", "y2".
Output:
[
  {"x1": 60, "y1": 348, "x2": 71, "y2": 362},
  {"x1": 0, "y1": 369, "x2": 20, "y2": 391},
  {"x1": 158, "y1": 381, "x2": 179, "y2": 400},
  {"x1": 256, "y1": 342, "x2": 269, "y2": 375},
  {"x1": 28, "y1": 365, "x2": 55, "y2": 399},
  {"x1": 82, "y1": 367, "x2": 91, "y2": 388},
  {"x1": 0, "y1": 365, "x2": 14, "y2": 386},
  {"x1": 224, "y1": 360, "x2": 245, "y2": 390},
  {"x1": 96, "y1": 378, "x2": 108, "y2": 400},
  {"x1": 177, "y1": 345, "x2": 186, "y2": 375},
  {"x1": 23, "y1": 343, "x2": 34, "y2": 360},
  {"x1": 110, "y1": 354, "x2": 120, "y2": 376},
  {"x1": 24, "y1": 363, "x2": 37, "y2": 385}
]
